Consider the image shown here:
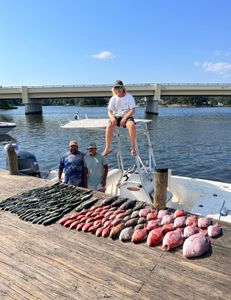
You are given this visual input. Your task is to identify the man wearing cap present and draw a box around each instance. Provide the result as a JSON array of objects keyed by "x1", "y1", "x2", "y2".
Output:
[
  {"x1": 102, "y1": 80, "x2": 136, "y2": 157},
  {"x1": 83, "y1": 142, "x2": 108, "y2": 192},
  {"x1": 58, "y1": 140, "x2": 84, "y2": 186}
]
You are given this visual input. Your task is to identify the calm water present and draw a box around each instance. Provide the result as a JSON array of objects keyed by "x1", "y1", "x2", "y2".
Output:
[{"x1": 0, "y1": 106, "x2": 231, "y2": 183}]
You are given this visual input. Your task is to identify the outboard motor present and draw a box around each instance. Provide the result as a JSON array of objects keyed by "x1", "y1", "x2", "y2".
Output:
[{"x1": 6, "y1": 150, "x2": 41, "y2": 177}]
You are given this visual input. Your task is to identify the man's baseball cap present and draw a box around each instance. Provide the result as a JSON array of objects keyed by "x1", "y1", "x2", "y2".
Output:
[
  {"x1": 113, "y1": 80, "x2": 124, "y2": 88},
  {"x1": 69, "y1": 140, "x2": 78, "y2": 147},
  {"x1": 87, "y1": 142, "x2": 97, "y2": 149}
]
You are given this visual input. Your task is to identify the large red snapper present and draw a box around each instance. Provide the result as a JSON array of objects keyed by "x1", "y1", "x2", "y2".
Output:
[
  {"x1": 131, "y1": 228, "x2": 148, "y2": 243},
  {"x1": 147, "y1": 219, "x2": 161, "y2": 231},
  {"x1": 207, "y1": 223, "x2": 222, "y2": 238},
  {"x1": 174, "y1": 209, "x2": 186, "y2": 218},
  {"x1": 161, "y1": 214, "x2": 174, "y2": 226},
  {"x1": 183, "y1": 225, "x2": 199, "y2": 238},
  {"x1": 147, "y1": 227, "x2": 163, "y2": 247},
  {"x1": 183, "y1": 233, "x2": 210, "y2": 258},
  {"x1": 174, "y1": 216, "x2": 186, "y2": 228},
  {"x1": 198, "y1": 217, "x2": 212, "y2": 228},
  {"x1": 186, "y1": 215, "x2": 198, "y2": 226},
  {"x1": 162, "y1": 228, "x2": 184, "y2": 251}
]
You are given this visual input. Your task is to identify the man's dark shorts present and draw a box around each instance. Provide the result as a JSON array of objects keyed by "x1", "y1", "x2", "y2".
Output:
[{"x1": 114, "y1": 116, "x2": 136, "y2": 128}]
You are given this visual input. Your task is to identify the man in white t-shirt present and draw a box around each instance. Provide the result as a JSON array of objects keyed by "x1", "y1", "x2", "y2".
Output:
[{"x1": 102, "y1": 80, "x2": 137, "y2": 157}]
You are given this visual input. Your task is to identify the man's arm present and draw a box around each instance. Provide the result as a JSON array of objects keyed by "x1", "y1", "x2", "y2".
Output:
[
  {"x1": 101, "y1": 164, "x2": 108, "y2": 187},
  {"x1": 108, "y1": 110, "x2": 117, "y2": 125},
  {"x1": 120, "y1": 108, "x2": 135, "y2": 125},
  {"x1": 83, "y1": 166, "x2": 88, "y2": 188}
]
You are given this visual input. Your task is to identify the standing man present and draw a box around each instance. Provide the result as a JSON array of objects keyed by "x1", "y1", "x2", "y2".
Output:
[
  {"x1": 102, "y1": 80, "x2": 137, "y2": 157},
  {"x1": 58, "y1": 140, "x2": 84, "y2": 186},
  {"x1": 84, "y1": 142, "x2": 108, "y2": 192}
]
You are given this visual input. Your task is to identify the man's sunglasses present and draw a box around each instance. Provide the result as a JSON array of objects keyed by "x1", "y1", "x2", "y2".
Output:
[{"x1": 114, "y1": 86, "x2": 123, "y2": 90}]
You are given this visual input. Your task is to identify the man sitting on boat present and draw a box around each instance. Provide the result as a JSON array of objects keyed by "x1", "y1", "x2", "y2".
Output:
[
  {"x1": 102, "y1": 80, "x2": 137, "y2": 157},
  {"x1": 58, "y1": 140, "x2": 84, "y2": 186}
]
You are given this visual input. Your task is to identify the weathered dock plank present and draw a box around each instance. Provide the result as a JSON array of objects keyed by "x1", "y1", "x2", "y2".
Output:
[{"x1": 0, "y1": 171, "x2": 231, "y2": 299}]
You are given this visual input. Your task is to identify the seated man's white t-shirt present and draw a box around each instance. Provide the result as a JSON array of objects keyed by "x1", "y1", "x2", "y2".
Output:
[{"x1": 108, "y1": 93, "x2": 136, "y2": 117}]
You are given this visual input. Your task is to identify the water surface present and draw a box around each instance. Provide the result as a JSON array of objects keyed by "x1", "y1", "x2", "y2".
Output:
[{"x1": 0, "y1": 106, "x2": 230, "y2": 183}]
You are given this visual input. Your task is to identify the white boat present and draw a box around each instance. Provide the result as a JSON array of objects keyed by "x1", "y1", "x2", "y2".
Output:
[
  {"x1": 51, "y1": 118, "x2": 231, "y2": 223},
  {"x1": 0, "y1": 122, "x2": 16, "y2": 135}
]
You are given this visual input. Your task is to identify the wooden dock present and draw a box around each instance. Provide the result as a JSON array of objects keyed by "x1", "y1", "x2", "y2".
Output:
[{"x1": 0, "y1": 170, "x2": 231, "y2": 299}]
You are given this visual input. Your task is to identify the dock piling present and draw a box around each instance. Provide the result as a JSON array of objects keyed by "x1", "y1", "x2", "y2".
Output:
[
  {"x1": 7, "y1": 144, "x2": 19, "y2": 175},
  {"x1": 153, "y1": 168, "x2": 168, "y2": 210}
]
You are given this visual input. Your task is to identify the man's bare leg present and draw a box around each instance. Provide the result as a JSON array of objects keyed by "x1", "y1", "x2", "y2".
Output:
[
  {"x1": 102, "y1": 122, "x2": 116, "y2": 156},
  {"x1": 126, "y1": 121, "x2": 136, "y2": 156}
]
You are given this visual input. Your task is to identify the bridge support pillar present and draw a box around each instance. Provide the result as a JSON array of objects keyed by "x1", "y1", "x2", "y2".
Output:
[
  {"x1": 145, "y1": 84, "x2": 161, "y2": 115},
  {"x1": 22, "y1": 86, "x2": 42, "y2": 115}
]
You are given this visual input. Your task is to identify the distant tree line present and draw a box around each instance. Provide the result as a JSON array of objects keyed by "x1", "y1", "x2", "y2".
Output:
[
  {"x1": 0, "y1": 95, "x2": 231, "y2": 108},
  {"x1": 161, "y1": 95, "x2": 231, "y2": 106}
]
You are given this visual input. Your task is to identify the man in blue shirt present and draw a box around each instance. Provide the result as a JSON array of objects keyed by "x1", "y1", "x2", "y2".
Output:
[
  {"x1": 58, "y1": 140, "x2": 84, "y2": 186},
  {"x1": 83, "y1": 142, "x2": 108, "y2": 192}
]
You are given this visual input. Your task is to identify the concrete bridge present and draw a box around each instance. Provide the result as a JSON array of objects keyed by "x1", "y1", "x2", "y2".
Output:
[{"x1": 0, "y1": 83, "x2": 231, "y2": 115}]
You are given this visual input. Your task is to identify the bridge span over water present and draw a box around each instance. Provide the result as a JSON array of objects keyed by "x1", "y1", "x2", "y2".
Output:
[{"x1": 0, "y1": 83, "x2": 231, "y2": 115}]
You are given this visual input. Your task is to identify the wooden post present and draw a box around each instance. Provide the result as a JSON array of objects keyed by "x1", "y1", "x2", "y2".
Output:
[
  {"x1": 7, "y1": 145, "x2": 19, "y2": 175},
  {"x1": 154, "y1": 168, "x2": 168, "y2": 210}
]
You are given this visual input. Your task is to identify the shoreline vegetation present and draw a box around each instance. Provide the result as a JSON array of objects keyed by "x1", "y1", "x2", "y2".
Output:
[{"x1": 0, "y1": 95, "x2": 231, "y2": 109}]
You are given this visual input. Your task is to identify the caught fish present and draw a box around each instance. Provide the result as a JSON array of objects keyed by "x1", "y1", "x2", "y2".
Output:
[
  {"x1": 147, "y1": 219, "x2": 161, "y2": 231},
  {"x1": 96, "y1": 226, "x2": 105, "y2": 237},
  {"x1": 110, "y1": 223, "x2": 125, "y2": 239},
  {"x1": 183, "y1": 233, "x2": 210, "y2": 258},
  {"x1": 119, "y1": 227, "x2": 134, "y2": 242},
  {"x1": 162, "y1": 228, "x2": 184, "y2": 251},
  {"x1": 157, "y1": 209, "x2": 169, "y2": 219},
  {"x1": 102, "y1": 225, "x2": 111, "y2": 237},
  {"x1": 183, "y1": 225, "x2": 199, "y2": 238},
  {"x1": 101, "y1": 196, "x2": 118, "y2": 206},
  {"x1": 131, "y1": 228, "x2": 148, "y2": 243},
  {"x1": 198, "y1": 217, "x2": 212, "y2": 228},
  {"x1": 139, "y1": 207, "x2": 152, "y2": 218},
  {"x1": 125, "y1": 217, "x2": 139, "y2": 227},
  {"x1": 161, "y1": 214, "x2": 174, "y2": 226},
  {"x1": 207, "y1": 223, "x2": 222, "y2": 238},
  {"x1": 120, "y1": 199, "x2": 136, "y2": 210},
  {"x1": 147, "y1": 227, "x2": 163, "y2": 247},
  {"x1": 174, "y1": 209, "x2": 186, "y2": 218},
  {"x1": 186, "y1": 215, "x2": 198, "y2": 226},
  {"x1": 147, "y1": 211, "x2": 157, "y2": 221},
  {"x1": 161, "y1": 223, "x2": 175, "y2": 234},
  {"x1": 174, "y1": 216, "x2": 186, "y2": 228}
]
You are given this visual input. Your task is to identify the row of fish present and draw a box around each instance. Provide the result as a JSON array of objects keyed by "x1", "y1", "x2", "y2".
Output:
[
  {"x1": 59, "y1": 195, "x2": 223, "y2": 258},
  {"x1": 0, "y1": 183, "x2": 98, "y2": 225}
]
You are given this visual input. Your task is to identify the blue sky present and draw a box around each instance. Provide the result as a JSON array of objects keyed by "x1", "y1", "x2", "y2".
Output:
[{"x1": 0, "y1": 0, "x2": 230, "y2": 86}]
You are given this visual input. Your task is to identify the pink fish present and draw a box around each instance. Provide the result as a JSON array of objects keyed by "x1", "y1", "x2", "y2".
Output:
[
  {"x1": 88, "y1": 223, "x2": 102, "y2": 233},
  {"x1": 186, "y1": 215, "x2": 198, "y2": 226},
  {"x1": 147, "y1": 212, "x2": 158, "y2": 221},
  {"x1": 162, "y1": 228, "x2": 184, "y2": 251},
  {"x1": 207, "y1": 223, "x2": 222, "y2": 238},
  {"x1": 198, "y1": 217, "x2": 212, "y2": 228},
  {"x1": 161, "y1": 223, "x2": 175, "y2": 234},
  {"x1": 174, "y1": 209, "x2": 185, "y2": 218},
  {"x1": 102, "y1": 225, "x2": 111, "y2": 237},
  {"x1": 183, "y1": 233, "x2": 210, "y2": 258},
  {"x1": 95, "y1": 226, "x2": 105, "y2": 237},
  {"x1": 147, "y1": 227, "x2": 163, "y2": 247},
  {"x1": 68, "y1": 220, "x2": 79, "y2": 229},
  {"x1": 147, "y1": 219, "x2": 161, "y2": 231},
  {"x1": 76, "y1": 222, "x2": 85, "y2": 231},
  {"x1": 139, "y1": 208, "x2": 152, "y2": 218},
  {"x1": 161, "y1": 214, "x2": 174, "y2": 226},
  {"x1": 63, "y1": 219, "x2": 76, "y2": 227},
  {"x1": 131, "y1": 228, "x2": 148, "y2": 243},
  {"x1": 82, "y1": 222, "x2": 94, "y2": 232},
  {"x1": 174, "y1": 216, "x2": 186, "y2": 228},
  {"x1": 158, "y1": 209, "x2": 169, "y2": 219},
  {"x1": 183, "y1": 225, "x2": 199, "y2": 238},
  {"x1": 111, "y1": 218, "x2": 123, "y2": 226}
]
